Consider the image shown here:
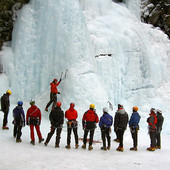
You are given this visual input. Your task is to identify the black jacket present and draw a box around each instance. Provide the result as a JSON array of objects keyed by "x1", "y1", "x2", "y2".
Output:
[
  {"x1": 49, "y1": 106, "x2": 64, "y2": 127},
  {"x1": 157, "y1": 113, "x2": 164, "y2": 130},
  {"x1": 114, "y1": 108, "x2": 129, "y2": 131},
  {"x1": 1, "y1": 93, "x2": 10, "y2": 112}
]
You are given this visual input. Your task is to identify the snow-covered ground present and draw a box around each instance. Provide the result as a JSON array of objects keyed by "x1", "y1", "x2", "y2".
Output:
[
  {"x1": 0, "y1": 102, "x2": 170, "y2": 170},
  {"x1": 0, "y1": 0, "x2": 170, "y2": 169}
]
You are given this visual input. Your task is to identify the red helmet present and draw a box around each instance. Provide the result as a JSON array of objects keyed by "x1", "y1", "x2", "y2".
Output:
[
  {"x1": 54, "y1": 78, "x2": 58, "y2": 82},
  {"x1": 70, "y1": 103, "x2": 75, "y2": 108},
  {"x1": 56, "y1": 101, "x2": 61, "y2": 107}
]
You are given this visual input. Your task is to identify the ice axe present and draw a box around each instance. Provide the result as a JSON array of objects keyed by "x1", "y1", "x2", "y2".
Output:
[
  {"x1": 60, "y1": 69, "x2": 68, "y2": 80},
  {"x1": 107, "y1": 101, "x2": 113, "y2": 111}
]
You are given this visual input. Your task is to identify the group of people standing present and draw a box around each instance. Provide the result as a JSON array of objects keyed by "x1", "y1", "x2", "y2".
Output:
[{"x1": 0, "y1": 78, "x2": 164, "y2": 152}]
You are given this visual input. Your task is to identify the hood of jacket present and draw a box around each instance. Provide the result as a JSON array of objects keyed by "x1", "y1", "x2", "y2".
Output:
[
  {"x1": 88, "y1": 109, "x2": 95, "y2": 114},
  {"x1": 117, "y1": 108, "x2": 126, "y2": 114}
]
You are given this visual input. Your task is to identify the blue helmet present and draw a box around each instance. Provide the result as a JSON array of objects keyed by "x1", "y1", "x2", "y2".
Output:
[{"x1": 18, "y1": 101, "x2": 23, "y2": 106}]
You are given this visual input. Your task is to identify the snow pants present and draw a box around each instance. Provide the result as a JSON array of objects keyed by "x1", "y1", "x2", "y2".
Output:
[
  {"x1": 3, "y1": 110, "x2": 9, "y2": 127},
  {"x1": 13, "y1": 125, "x2": 22, "y2": 140},
  {"x1": 101, "y1": 127, "x2": 111, "y2": 148},
  {"x1": 117, "y1": 129, "x2": 125, "y2": 147},
  {"x1": 67, "y1": 125, "x2": 78, "y2": 145},
  {"x1": 46, "y1": 93, "x2": 57, "y2": 110},
  {"x1": 45, "y1": 126, "x2": 62, "y2": 145},
  {"x1": 30, "y1": 125, "x2": 42, "y2": 141},
  {"x1": 115, "y1": 130, "x2": 120, "y2": 140},
  {"x1": 130, "y1": 128, "x2": 138, "y2": 148},
  {"x1": 83, "y1": 129, "x2": 95, "y2": 146},
  {"x1": 149, "y1": 131, "x2": 156, "y2": 147},
  {"x1": 156, "y1": 132, "x2": 162, "y2": 147}
]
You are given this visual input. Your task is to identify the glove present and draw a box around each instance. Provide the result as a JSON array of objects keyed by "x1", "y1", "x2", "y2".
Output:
[
  {"x1": 57, "y1": 92, "x2": 60, "y2": 94},
  {"x1": 26, "y1": 121, "x2": 29, "y2": 125}
]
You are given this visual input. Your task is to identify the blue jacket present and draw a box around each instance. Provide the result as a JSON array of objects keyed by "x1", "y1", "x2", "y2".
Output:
[
  {"x1": 13, "y1": 106, "x2": 25, "y2": 126},
  {"x1": 129, "y1": 111, "x2": 140, "y2": 128},
  {"x1": 99, "y1": 113, "x2": 113, "y2": 128}
]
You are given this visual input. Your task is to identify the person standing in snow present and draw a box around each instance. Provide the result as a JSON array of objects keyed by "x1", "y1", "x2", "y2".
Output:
[
  {"x1": 13, "y1": 101, "x2": 25, "y2": 143},
  {"x1": 44, "y1": 101, "x2": 64, "y2": 147},
  {"x1": 146, "y1": 108, "x2": 157, "y2": 151},
  {"x1": 1, "y1": 90, "x2": 12, "y2": 130},
  {"x1": 65, "y1": 103, "x2": 79, "y2": 149},
  {"x1": 99, "y1": 107, "x2": 113, "y2": 151},
  {"x1": 114, "y1": 104, "x2": 128, "y2": 151},
  {"x1": 26, "y1": 100, "x2": 44, "y2": 145},
  {"x1": 156, "y1": 109, "x2": 164, "y2": 149},
  {"x1": 129, "y1": 106, "x2": 141, "y2": 151},
  {"x1": 82, "y1": 104, "x2": 99, "y2": 150},
  {"x1": 113, "y1": 110, "x2": 120, "y2": 143},
  {"x1": 45, "y1": 78, "x2": 62, "y2": 112}
]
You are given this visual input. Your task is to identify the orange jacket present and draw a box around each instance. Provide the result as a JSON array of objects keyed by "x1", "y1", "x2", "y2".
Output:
[
  {"x1": 50, "y1": 82, "x2": 60, "y2": 94},
  {"x1": 65, "y1": 107, "x2": 78, "y2": 120}
]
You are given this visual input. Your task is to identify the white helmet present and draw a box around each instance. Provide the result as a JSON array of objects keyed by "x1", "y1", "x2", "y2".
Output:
[
  {"x1": 157, "y1": 109, "x2": 162, "y2": 114},
  {"x1": 103, "y1": 107, "x2": 108, "y2": 113}
]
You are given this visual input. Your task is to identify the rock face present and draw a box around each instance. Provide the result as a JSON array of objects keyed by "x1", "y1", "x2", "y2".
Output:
[
  {"x1": 0, "y1": 0, "x2": 30, "y2": 50},
  {"x1": 141, "y1": 0, "x2": 170, "y2": 38}
]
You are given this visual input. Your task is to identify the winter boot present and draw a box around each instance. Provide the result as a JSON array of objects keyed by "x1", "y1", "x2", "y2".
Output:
[
  {"x1": 156, "y1": 146, "x2": 161, "y2": 149},
  {"x1": 45, "y1": 108, "x2": 48, "y2": 112},
  {"x1": 147, "y1": 147, "x2": 156, "y2": 151},
  {"x1": 30, "y1": 140, "x2": 35, "y2": 145},
  {"x1": 116, "y1": 147, "x2": 124, "y2": 152},
  {"x1": 39, "y1": 138, "x2": 44, "y2": 143},
  {"x1": 65, "y1": 145, "x2": 71, "y2": 149},
  {"x1": 130, "y1": 147, "x2": 138, "y2": 151},
  {"x1": 101, "y1": 146, "x2": 107, "y2": 151},
  {"x1": 88, "y1": 145, "x2": 93, "y2": 150},
  {"x1": 55, "y1": 144, "x2": 59, "y2": 148},
  {"x1": 114, "y1": 138, "x2": 120, "y2": 143},
  {"x1": 44, "y1": 142, "x2": 48, "y2": 146},
  {"x1": 75, "y1": 144, "x2": 79, "y2": 149},
  {"x1": 107, "y1": 146, "x2": 110, "y2": 150},
  {"x1": 2, "y1": 126, "x2": 9, "y2": 130},
  {"x1": 82, "y1": 144, "x2": 86, "y2": 149},
  {"x1": 16, "y1": 139, "x2": 22, "y2": 143}
]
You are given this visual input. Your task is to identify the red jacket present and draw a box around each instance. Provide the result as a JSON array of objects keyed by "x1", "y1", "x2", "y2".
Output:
[
  {"x1": 65, "y1": 107, "x2": 78, "y2": 120},
  {"x1": 83, "y1": 109, "x2": 99, "y2": 123},
  {"x1": 147, "y1": 113, "x2": 157, "y2": 130},
  {"x1": 26, "y1": 105, "x2": 41, "y2": 122},
  {"x1": 51, "y1": 82, "x2": 60, "y2": 94}
]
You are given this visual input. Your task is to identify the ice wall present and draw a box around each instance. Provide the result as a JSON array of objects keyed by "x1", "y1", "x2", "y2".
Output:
[
  {"x1": 1, "y1": 0, "x2": 170, "y2": 113},
  {"x1": 1, "y1": 0, "x2": 108, "y2": 109},
  {"x1": 124, "y1": 0, "x2": 141, "y2": 19},
  {"x1": 80, "y1": 0, "x2": 170, "y2": 108}
]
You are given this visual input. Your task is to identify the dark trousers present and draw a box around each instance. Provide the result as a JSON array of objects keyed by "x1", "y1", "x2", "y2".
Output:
[
  {"x1": 67, "y1": 127, "x2": 78, "y2": 145},
  {"x1": 45, "y1": 126, "x2": 62, "y2": 145},
  {"x1": 131, "y1": 128, "x2": 138, "y2": 148},
  {"x1": 14, "y1": 125, "x2": 22, "y2": 140},
  {"x1": 115, "y1": 130, "x2": 120, "y2": 140},
  {"x1": 46, "y1": 93, "x2": 57, "y2": 110},
  {"x1": 3, "y1": 110, "x2": 9, "y2": 127},
  {"x1": 149, "y1": 131, "x2": 156, "y2": 147},
  {"x1": 156, "y1": 132, "x2": 161, "y2": 146},
  {"x1": 101, "y1": 128, "x2": 111, "y2": 148},
  {"x1": 83, "y1": 129, "x2": 94, "y2": 146},
  {"x1": 117, "y1": 129, "x2": 125, "y2": 147}
]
